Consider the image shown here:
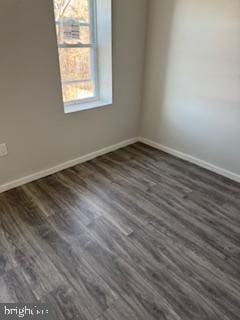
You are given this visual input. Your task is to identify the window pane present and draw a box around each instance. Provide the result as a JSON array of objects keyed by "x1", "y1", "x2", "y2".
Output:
[
  {"x1": 56, "y1": 24, "x2": 90, "y2": 45},
  {"x1": 54, "y1": 0, "x2": 98, "y2": 105},
  {"x1": 54, "y1": 0, "x2": 90, "y2": 23},
  {"x1": 58, "y1": 48, "x2": 91, "y2": 81},
  {"x1": 62, "y1": 81, "x2": 94, "y2": 102}
]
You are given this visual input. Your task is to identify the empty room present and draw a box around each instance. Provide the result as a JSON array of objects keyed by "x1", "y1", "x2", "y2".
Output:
[{"x1": 0, "y1": 0, "x2": 240, "y2": 319}]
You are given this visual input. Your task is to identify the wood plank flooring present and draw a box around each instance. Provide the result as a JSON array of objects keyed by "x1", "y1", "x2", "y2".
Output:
[{"x1": 0, "y1": 142, "x2": 240, "y2": 319}]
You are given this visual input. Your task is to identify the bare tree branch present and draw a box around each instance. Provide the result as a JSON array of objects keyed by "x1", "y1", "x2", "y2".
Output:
[{"x1": 54, "y1": 0, "x2": 73, "y2": 20}]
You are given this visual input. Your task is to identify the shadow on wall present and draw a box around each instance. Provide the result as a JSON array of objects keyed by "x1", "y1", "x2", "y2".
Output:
[
  {"x1": 141, "y1": 0, "x2": 177, "y2": 140},
  {"x1": 142, "y1": 0, "x2": 199, "y2": 144}
]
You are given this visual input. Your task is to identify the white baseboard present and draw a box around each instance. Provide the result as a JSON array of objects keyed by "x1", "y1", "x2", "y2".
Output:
[
  {"x1": 0, "y1": 137, "x2": 139, "y2": 194},
  {"x1": 139, "y1": 137, "x2": 240, "y2": 184},
  {"x1": 1, "y1": 136, "x2": 239, "y2": 194}
]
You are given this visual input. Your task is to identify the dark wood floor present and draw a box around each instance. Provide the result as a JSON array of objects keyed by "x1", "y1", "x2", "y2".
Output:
[{"x1": 0, "y1": 143, "x2": 240, "y2": 319}]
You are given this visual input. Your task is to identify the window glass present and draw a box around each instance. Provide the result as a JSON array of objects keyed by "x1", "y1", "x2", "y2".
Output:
[{"x1": 53, "y1": 0, "x2": 97, "y2": 104}]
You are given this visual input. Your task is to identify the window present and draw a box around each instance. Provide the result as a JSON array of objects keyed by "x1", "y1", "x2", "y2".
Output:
[
  {"x1": 53, "y1": 0, "x2": 112, "y2": 113},
  {"x1": 54, "y1": 0, "x2": 98, "y2": 106}
]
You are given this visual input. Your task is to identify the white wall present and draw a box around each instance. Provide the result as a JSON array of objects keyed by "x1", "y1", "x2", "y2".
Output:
[
  {"x1": 0, "y1": 0, "x2": 147, "y2": 185},
  {"x1": 141, "y1": 0, "x2": 240, "y2": 175}
]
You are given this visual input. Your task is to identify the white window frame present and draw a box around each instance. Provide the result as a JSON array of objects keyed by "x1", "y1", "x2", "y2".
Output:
[
  {"x1": 55, "y1": 0, "x2": 99, "y2": 107},
  {"x1": 54, "y1": 0, "x2": 112, "y2": 113}
]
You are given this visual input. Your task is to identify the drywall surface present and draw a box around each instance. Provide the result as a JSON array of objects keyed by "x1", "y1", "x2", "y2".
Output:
[
  {"x1": 0, "y1": 0, "x2": 147, "y2": 185},
  {"x1": 141, "y1": 0, "x2": 240, "y2": 175}
]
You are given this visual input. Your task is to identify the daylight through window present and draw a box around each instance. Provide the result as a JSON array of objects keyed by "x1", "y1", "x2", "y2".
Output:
[{"x1": 53, "y1": 0, "x2": 98, "y2": 105}]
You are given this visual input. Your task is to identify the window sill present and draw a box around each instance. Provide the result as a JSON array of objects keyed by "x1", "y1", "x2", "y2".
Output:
[{"x1": 64, "y1": 99, "x2": 112, "y2": 114}]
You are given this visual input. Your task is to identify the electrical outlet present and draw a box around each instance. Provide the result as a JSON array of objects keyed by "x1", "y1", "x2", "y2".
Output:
[{"x1": 0, "y1": 143, "x2": 8, "y2": 157}]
